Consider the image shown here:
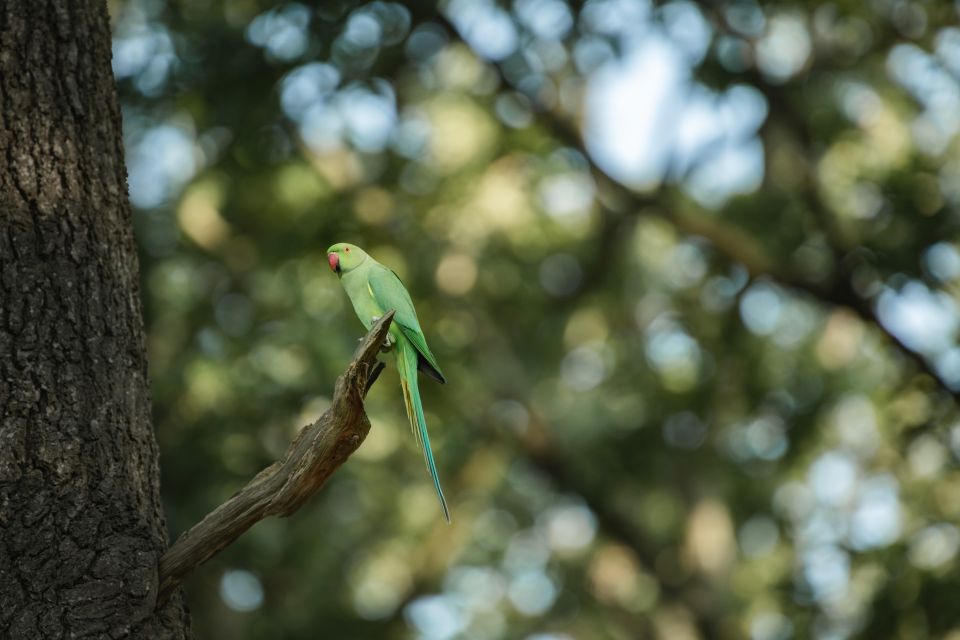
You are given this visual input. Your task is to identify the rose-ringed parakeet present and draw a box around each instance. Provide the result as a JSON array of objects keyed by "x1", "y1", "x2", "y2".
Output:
[{"x1": 327, "y1": 242, "x2": 450, "y2": 522}]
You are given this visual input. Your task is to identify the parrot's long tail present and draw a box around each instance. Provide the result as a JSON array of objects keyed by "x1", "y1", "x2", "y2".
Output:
[{"x1": 397, "y1": 337, "x2": 451, "y2": 523}]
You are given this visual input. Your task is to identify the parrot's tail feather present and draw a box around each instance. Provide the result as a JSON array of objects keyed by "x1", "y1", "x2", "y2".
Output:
[
  {"x1": 398, "y1": 339, "x2": 451, "y2": 523},
  {"x1": 398, "y1": 375, "x2": 425, "y2": 456}
]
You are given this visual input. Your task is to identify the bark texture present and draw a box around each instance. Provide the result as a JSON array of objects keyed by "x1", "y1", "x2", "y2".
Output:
[{"x1": 0, "y1": 1, "x2": 190, "y2": 637}]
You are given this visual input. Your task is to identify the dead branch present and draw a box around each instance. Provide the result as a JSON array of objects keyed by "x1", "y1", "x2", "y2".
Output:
[{"x1": 155, "y1": 311, "x2": 395, "y2": 606}]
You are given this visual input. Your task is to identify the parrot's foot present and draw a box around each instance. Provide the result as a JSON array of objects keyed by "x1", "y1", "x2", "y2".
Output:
[{"x1": 370, "y1": 315, "x2": 395, "y2": 352}]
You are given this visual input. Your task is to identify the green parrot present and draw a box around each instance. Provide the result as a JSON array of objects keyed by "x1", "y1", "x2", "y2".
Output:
[{"x1": 326, "y1": 242, "x2": 450, "y2": 522}]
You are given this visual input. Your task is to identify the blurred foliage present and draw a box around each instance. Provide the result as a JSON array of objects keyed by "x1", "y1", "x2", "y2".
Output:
[{"x1": 109, "y1": 0, "x2": 960, "y2": 638}]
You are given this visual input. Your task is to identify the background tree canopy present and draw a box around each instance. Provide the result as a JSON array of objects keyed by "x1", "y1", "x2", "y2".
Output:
[{"x1": 109, "y1": 0, "x2": 960, "y2": 637}]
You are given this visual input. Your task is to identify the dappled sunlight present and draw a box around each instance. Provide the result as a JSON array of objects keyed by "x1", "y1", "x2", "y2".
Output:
[
  {"x1": 755, "y1": 12, "x2": 811, "y2": 83},
  {"x1": 178, "y1": 180, "x2": 231, "y2": 250}
]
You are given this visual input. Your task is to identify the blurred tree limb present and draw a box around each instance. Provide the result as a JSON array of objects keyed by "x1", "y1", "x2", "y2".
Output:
[
  {"x1": 695, "y1": 6, "x2": 960, "y2": 403},
  {"x1": 155, "y1": 312, "x2": 394, "y2": 606},
  {"x1": 436, "y1": 12, "x2": 958, "y2": 405}
]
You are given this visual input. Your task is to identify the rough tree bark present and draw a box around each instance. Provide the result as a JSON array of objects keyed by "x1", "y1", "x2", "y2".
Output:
[{"x1": 0, "y1": 1, "x2": 191, "y2": 637}]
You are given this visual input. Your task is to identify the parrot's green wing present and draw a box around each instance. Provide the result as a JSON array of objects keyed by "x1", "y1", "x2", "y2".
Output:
[{"x1": 367, "y1": 265, "x2": 446, "y2": 383}]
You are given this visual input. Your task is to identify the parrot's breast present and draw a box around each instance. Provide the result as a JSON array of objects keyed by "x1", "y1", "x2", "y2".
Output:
[{"x1": 341, "y1": 269, "x2": 383, "y2": 330}]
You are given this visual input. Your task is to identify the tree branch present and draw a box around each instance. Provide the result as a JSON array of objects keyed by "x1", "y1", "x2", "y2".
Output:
[{"x1": 155, "y1": 311, "x2": 395, "y2": 606}]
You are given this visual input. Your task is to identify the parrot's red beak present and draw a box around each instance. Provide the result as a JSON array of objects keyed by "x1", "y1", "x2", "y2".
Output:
[{"x1": 328, "y1": 252, "x2": 340, "y2": 274}]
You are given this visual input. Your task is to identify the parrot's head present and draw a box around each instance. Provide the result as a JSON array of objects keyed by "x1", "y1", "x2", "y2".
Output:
[{"x1": 326, "y1": 242, "x2": 368, "y2": 276}]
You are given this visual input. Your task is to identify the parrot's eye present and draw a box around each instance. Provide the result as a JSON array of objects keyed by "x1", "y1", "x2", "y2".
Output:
[{"x1": 345, "y1": 247, "x2": 350, "y2": 252}]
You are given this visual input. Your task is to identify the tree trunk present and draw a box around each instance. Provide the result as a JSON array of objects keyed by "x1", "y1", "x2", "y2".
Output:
[{"x1": 0, "y1": 1, "x2": 191, "y2": 637}]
